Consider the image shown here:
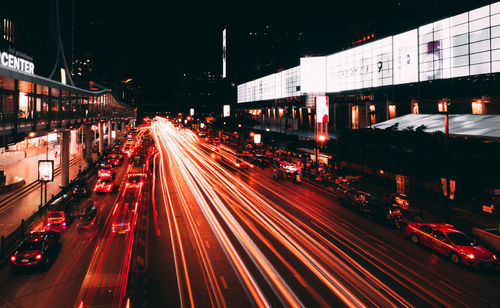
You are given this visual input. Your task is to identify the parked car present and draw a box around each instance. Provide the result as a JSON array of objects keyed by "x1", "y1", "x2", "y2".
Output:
[
  {"x1": 365, "y1": 196, "x2": 403, "y2": 229},
  {"x1": 10, "y1": 230, "x2": 60, "y2": 269},
  {"x1": 46, "y1": 210, "x2": 67, "y2": 231},
  {"x1": 72, "y1": 183, "x2": 88, "y2": 198},
  {"x1": 405, "y1": 222, "x2": 497, "y2": 267}
]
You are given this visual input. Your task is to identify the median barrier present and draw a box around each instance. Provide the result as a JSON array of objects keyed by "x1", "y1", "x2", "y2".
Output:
[{"x1": 472, "y1": 227, "x2": 500, "y2": 254}]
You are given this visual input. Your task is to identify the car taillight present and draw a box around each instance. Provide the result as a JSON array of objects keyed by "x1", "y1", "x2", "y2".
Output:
[
  {"x1": 10, "y1": 256, "x2": 16, "y2": 262},
  {"x1": 35, "y1": 254, "x2": 42, "y2": 260}
]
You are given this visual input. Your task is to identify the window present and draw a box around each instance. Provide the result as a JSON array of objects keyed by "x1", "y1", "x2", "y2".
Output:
[
  {"x1": 438, "y1": 101, "x2": 448, "y2": 112},
  {"x1": 412, "y1": 102, "x2": 419, "y2": 114},
  {"x1": 369, "y1": 105, "x2": 376, "y2": 125},
  {"x1": 388, "y1": 105, "x2": 396, "y2": 119},
  {"x1": 419, "y1": 225, "x2": 432, "y2": 233},
  {"x1": 471, "y1": 100, "x2": 484, "y2": 114},
  {"x1": 433, "y1": 230, "x2": 448, "y2": 242},
  {"x1": 351, "y1": 105, "x2": 359, "y2": 129}
]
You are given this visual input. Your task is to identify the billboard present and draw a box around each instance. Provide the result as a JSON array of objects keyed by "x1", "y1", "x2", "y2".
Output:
[
  {"x1": 222, "y1": 29, "x2": 226, "y2": 78},
  {"x1": 316, "y1": 96, "x2": 329, "y2": 123},
  {"x1": 38, "y1": 160, "x2": 54, "y2": 182},
  {"x1": 223, "y1": 105, "x2": 230, "y2": 117},
  {"x1": 236, "y1": 2, "x2": 500, "y2": 103},
  {"x1": 393, "y1": 29, "x2": 418, "y2": 84},
  {"x1": 300, "y1": 57, "x2": 326, "y2": 93}
]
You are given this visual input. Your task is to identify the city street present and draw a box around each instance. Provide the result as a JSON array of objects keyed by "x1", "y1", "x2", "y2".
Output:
[{"x1": 135, "y1": 118, "x2": 500, "y2": 307}]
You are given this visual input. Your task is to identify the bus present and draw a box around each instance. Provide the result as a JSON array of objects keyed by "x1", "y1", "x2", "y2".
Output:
[{"x1": 218, "y1": 143, "x2": 254, "y2": 168}]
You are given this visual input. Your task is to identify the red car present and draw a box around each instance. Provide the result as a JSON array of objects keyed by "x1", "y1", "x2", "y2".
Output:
[
  {"x1": 98, "y1": 164, "x2": 114, "y2": 179},
  {"x1": 94, "y1": 177, "x2": 114, "y2": 193},
  {"x1": 107, "y1": 154, "x2": 123, "y2": 166},
  {"x1": 405, "y1": 222, "x2": 497, "y2": 267}
]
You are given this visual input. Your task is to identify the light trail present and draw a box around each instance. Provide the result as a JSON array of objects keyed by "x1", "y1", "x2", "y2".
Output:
[{"x1": 153, "y1": 118, "x2": 411, "y2": 307}]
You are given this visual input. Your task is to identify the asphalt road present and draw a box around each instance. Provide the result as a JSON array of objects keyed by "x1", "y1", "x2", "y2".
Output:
[{"x1": 143, "y1": 118, "x2": 500, "y2": 308}]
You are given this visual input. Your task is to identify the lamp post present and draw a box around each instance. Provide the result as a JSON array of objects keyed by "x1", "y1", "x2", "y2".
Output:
[{"x1": 441, "y1": 99, "x2": 452, "y2": 223}]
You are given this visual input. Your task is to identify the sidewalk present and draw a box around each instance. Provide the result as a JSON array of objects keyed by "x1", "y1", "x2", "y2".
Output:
[
  {"x1": 0, "y1": 144, "x2": 84, "y2": 190},
  {"x1": 0, "y1": 152, "x2": 90, "y2": 238},
  {"x1": 301, "y1": 172, "x2": 499, "y2": 234}
]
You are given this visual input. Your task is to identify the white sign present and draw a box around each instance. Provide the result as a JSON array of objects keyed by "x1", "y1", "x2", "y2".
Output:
[
  {"x1": 190, "y1": 108, "x2": 194, "y2": 116},
  {"x1": 300, "y1": 57, "x2": 326, "y2": 93},
  {"x1": 0, "y1": 51, "x2": 35, "y2": 74},
  {"x1": 393, "y1": 29, "x2": 418, "y2": 84},
  {"x1": 60, "y1": 68, "x2": 66, "y2": 84},
  {"x1": 253, "y1": 134, "x2": 261, "y2": 144},
  {"x1": 38, "y1": 160, "x2": 54, "y2": 182},
  {"x1": 200, "y1": 123, "x2": 205, "y2": 129},
  {"x1": 316, "y1": 96, "x2": 329, "y2": 123},
  {"x1": 222, "y1": 29, "x2": 227, "y2": 78},
  {"x1": 223, "y1": 105, "x2": 230, "y2": 117}
]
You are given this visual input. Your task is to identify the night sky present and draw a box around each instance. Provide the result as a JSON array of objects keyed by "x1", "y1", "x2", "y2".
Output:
[{"x1": 75, "y1": 0, "x2": 496, "y2": 105}]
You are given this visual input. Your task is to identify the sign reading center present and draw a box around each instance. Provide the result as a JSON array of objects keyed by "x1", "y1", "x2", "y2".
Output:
[{"x1": 0, "y1": 51, "x2": 35, "y2": 74}]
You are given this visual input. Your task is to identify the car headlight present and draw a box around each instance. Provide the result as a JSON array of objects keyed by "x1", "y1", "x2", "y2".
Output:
[
  {"x1": 466, "y1": 253, "x2": 475, "y2": 259},
  {"x1": 493, "y1": 255, "x2": 497, "y2": 261}
]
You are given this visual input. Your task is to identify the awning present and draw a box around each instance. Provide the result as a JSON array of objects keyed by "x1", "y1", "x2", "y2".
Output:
[{"x1": 372, "y1": 114, "x2": 500, "y2": 139}]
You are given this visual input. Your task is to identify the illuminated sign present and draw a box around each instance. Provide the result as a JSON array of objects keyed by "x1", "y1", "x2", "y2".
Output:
[
  {"x1": 60, "y1": 68, "x2": 66, "y2": 84},
  {"x1": 190, "y1": 108, "x2": 194, "y2": 116},
  {"x1": 300, "y1": 57, "x2": 326, "y2": 93},
  {"x1": 38, "y1": 160, "x2": 54, "y2": 182},
  {"x1": 223, "y1": 105, "x2": 230, "y2": 117},
  {"x1": 254, "y1": 133, "x2": 261, "y2": 144},
  {"x1": 0, "y1": 51, "x2": 35, "y2": 74},
  {"x1": 236, "y1": 2, "x2": 500, "y2": 103},
  {"x1": 222, "y1": 29, "x2": 227, "y2": 78},
  {"x1": 316, "y1": 96, "x2": 329, "y2": 123},
  {"x1": 393, "y1": 29, "x2": 418, "y2": 84}
]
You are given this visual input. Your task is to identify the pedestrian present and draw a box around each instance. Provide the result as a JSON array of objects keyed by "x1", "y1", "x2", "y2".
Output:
[
  {"x1": 24, "y1": 150, "x2": 27, "y2": 158},
  {"x1": 78, "y1": 165, "x2": 82, "y2": 176}
]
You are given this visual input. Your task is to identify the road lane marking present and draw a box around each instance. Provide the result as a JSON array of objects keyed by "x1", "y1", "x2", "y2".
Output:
[
  {"x1": 220, "y1": 276, "x2": 229, "y2": 290},
  {"x1": 439, "y1": 280, "x2": 462, "y2": 295}
]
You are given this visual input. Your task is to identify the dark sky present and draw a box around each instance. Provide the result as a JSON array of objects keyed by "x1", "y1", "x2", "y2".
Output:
[{"x1": 75, "y1": 0, "x2": 497, "y2": 103}]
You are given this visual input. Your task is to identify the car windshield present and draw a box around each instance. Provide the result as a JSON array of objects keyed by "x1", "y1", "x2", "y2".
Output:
[
  {"x1": 19, "y1": 241, "x2": 43, "y2": 251},
  {"x1": 100, "y1": 166, "x2": 111, "y2": 170},
  {"x1": 100, "y1": 178, "x2": 112, "y2": 183},
  {"x1": 446, "y1": 232, "x2": 476, "y2": 246},
  {"x1": 48, "y1": 212, "x2": 63, "y2": 218}
]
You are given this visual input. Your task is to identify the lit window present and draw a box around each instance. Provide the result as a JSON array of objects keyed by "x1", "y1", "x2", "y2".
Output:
[
  {"x1": 369, "y1": 105, "x2": 376, "y2": 125},
  {"x1": 471, "y1": 101, "x2": 484, "y2": 114},
  {"x1": 438, "y1": 102, "x2": 448, "y2": 112},
  {"x1": 412, "y1": 103, "x2": 419, "y2": 114},
  {"x1": 388, "y1": 105, "x2": 396, "y2": 119},
  {"x1": 351, "y1": 106, "x2": 359, "y2": 129}
]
